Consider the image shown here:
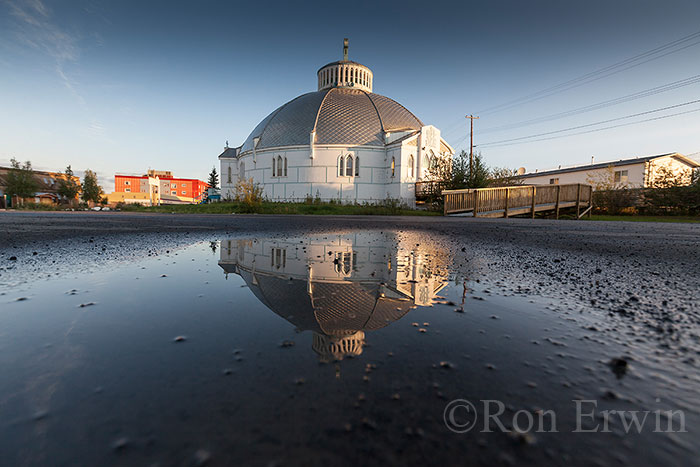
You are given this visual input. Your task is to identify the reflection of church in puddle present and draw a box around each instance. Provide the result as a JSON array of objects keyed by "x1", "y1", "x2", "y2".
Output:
[{"x1": 218, "y1": 233, "x2": 449, "y2": 362}]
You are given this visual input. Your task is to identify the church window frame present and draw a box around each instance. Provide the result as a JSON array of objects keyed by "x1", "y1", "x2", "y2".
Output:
[
  {"x1": 283, "y1": 156, "x2": 288, "y2": 177},
  {"x1": 239, "y1": 162, "x2": 245, "y2": 179},
  {"x1": 338, "y1": 155, "x2": 345, "y2": 177},
  {"x1": 355, "y1": 156, "x2": 360, "y2": 177},
  {"x1": 345, "y1": 155, "x2": 353, "y2": 177},
  {"x1": 408, "y1": 154, "x2": 414, "y2": 178},
  {"x1": 391, "y1": 157, "x2": 396, "y2": 178},
  {"x1": 227, "y1": 166, "x2": 232, "y2": 183}
]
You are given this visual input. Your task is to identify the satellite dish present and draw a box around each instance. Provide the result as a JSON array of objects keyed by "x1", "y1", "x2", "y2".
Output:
[{"x1": 517, "y1": 167, "x2": 526, "y2": 175}]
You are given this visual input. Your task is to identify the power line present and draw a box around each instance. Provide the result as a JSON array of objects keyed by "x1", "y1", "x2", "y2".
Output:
[
  {"x1": 477, "y1": 99, "x2": 700, "y2": 147},
  {"x1": 476, "y1": 106, "x2": 700, "y2": 149},
  {"x1": 479, "y1": 73, "x2": 700, "y2": 134},
  {"x1": 476, "y1": 29, "x2": 700, "y2": 115}
]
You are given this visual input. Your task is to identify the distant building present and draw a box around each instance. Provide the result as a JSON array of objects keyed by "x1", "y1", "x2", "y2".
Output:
[
  {"x1": 519, "y1": 153, "x2": 699, "y2": 188},
  {"x1": 218, "y1": 39, "x2": 453, "y2": 206},
  {"x1": 0, "y1": 167, "x2": 80, "y2": 208},
  {"x1": 109, "y1": 170, "x2": 209, "y2": 205}
]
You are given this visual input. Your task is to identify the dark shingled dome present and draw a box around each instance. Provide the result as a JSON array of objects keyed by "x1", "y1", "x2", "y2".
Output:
[{"x1": 240, "y1": 88, "x2": 423, "y2": 153}]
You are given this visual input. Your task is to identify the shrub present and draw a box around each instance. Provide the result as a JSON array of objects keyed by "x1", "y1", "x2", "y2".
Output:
[
  {"x1": 641, "y1": 186, "x2": 700, "y2": 215},
  {"x1": 234, "y1": 177, "x2": 264, "y2": 213},
  {"x1": 592, "y1": 188, "x2": 638, "y2": 215}
]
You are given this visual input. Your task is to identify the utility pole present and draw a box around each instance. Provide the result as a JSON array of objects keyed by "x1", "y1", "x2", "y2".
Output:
[{"x1": 465, "y1": 115, "x2": 479, "y2": 178}]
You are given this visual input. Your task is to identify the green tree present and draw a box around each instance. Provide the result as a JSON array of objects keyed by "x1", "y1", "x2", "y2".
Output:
[
  {"x1": 643, "y1": 165, "x2": 697, "y2": 215},
  {"x1": 691, "y1": 168, "x2": 700, "y2": 187},
  {"x1": 489, "y1": 167, "x2": 524, "y2": 187},
  {"x1": 57, "y1": 165, "x2": 80, "y2": 204},
  {"x1": 5, "y1": 158, "x2": 38, "y2": 205},
  {"x1": 81, "y1": 169, "x2": 103, "y2": 204},
  {"x1": 428, "y1": 150, "x2": 490, "y2": 190},
  {"x1": 208, "y1": 166, "x2": 219, "y2": 189}
]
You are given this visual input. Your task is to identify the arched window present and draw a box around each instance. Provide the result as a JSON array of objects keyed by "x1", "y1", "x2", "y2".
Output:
[
  {"x1": 272, "y1": 157, "x2": 277, "y2": 177},
  {"x1": 408, "y1": 154, "x2": 414, "y2": 178},
  {"x1": 391, "y1": 157, "x2": 396, "y2": 177},
  {"x1": 355, "y1": 156, "x2": 360, "y2": 176},
  {"x1": 345, "y1": 155, "x2": 353, "y2": 176},
  {"x1": 227, "y1": 166, "x2": 232, "y2": 183},
  {"x1": 283, "y1": 157, "x2": 288, "y2": 177},
  {"x1": 428, "y1": 151, "x2": 437, "y2": 171},
  {"x1": 277, "y1": 156, "x2": 283, "y2": 177},
  {"x1": 239, "y1": 162, "x2": 245, "y2": 179},
  {"x1": 338, "y1": 155, "x2": 345, "y2": 177}
]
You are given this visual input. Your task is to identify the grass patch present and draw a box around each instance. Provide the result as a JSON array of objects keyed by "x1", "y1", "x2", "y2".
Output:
[
  {"x1": 586, "y1": 215, "x2": 700, "y2": 223},
  {"x1": 118, "y1": 201, "x2": 440, "y2": 216},
  {"x1": 12, "y1": 203, "x2": 66, "y2": 211}
]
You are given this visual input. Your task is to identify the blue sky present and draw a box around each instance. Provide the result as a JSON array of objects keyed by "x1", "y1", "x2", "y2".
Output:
[{"x1": 1, "y1": 0, "x2": 699, "y2": 191}]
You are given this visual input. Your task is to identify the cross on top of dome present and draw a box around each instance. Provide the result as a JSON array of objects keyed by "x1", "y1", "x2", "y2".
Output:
[{"x1": 317, "y1": 38, "x2": 373, "y2": 93}]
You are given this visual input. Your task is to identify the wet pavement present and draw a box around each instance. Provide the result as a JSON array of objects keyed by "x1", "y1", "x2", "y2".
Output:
[{"x1": 0, "y1": 212, "x2": 699, "y2": 466}]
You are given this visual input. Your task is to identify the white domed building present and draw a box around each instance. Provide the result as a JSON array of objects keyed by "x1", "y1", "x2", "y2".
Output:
[{"x1": 218, "y1": 40, "x2": 454, "y2": 206}]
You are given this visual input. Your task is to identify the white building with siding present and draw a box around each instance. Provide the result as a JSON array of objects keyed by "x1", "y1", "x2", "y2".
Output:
[
  {"x1": 218, "y1": 40, "x2": 453, "y2": 206},
  {"x1": 519, "y1": 153, "x2": 699, "y2": 188}
]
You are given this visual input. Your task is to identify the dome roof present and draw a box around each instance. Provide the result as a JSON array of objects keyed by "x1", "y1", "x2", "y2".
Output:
[{"x1": 240, "y1": 88, "x2": 423, "y2": 153}]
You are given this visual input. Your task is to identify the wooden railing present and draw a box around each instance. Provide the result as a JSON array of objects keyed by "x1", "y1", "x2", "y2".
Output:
[
  {"x1": 415, "y1": 181, "x2": 450, "y2": 201},
  {"x1": 443, "y1": 183, "x2": 593, "y2": 218}
]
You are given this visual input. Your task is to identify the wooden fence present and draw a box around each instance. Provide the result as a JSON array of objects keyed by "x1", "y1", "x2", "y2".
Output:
[{"x1": 443, "y1": 184, "x2": 593, "y2": 218}]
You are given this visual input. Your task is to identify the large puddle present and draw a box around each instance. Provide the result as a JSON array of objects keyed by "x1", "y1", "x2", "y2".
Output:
[{"x1": 1, "y1": 230, "x2": 697, "y2": 465}]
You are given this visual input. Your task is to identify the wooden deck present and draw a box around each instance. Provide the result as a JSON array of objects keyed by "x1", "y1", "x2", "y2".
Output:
[{"x1": 443, "y1": 183, "x2": 593, "y2": 218}]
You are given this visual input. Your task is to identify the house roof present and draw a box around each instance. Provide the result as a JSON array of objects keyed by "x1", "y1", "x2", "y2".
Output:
[{"x1": 520, "y1": 153, "x2": 699, "y2": 178}]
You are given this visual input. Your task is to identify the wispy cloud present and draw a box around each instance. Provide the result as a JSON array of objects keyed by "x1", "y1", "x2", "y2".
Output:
[
  {"x1": 88, "y1": 120, "x2": 105, "y2": 136},
  {"x1": 5, "y1": 0, "x2": 83, "y2": 102},
  {"x1": 5, "y1": 0, "x2": 115, "y2": 141}
]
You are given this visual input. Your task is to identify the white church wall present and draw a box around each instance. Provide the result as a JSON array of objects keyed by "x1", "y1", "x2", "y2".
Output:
[
  {"x1": 223, "y1": 146, "x2": 411, "y2": 203},
  {"x1": 219, "y1": 136, "x2": 445, "y2": 205}
]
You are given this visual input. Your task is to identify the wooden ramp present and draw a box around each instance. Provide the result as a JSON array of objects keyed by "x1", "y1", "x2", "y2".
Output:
[{"x1": 443, "y1": 184, "x2": 593, "y2": 218}]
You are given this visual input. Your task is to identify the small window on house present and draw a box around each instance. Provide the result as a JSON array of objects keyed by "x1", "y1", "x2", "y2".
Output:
[
  {"x1": 549, "y1": 178, "x2": 559, "y2": 185},
  {"x1": 283, "y1": 157, "x2": 288, "y2": 177},
  {"x1": 338, "y1": 155, "x2": 345, "y2": 177},
  {"x1": 391, "y1": 157, "x2": 396, "y2": 177},
  {"x1": 125, "y1": 181, "x2": 131, "y2": 186},
  {"x1": 614, "y1": 170, "x2": 629, "y2": 184},
  {"x1": 272, "y1": 157, "x2": 277, "y2": 177},
  {"x1": 172, "y1": 191, "x2": 177, "y2": 195},
  {"x1": 240, "y1": 162, "x2": 245, "y2": 178},
  {"x1": 277, "y1": 156, "x2": 283, "y2": 177},
  {"x1": 355, "y1": 156, "x2": 360, "y2": 176},
  {"x1": 181, "y1": 191, "x2": 186, "y2": 195},
  {"x1": 125, "y1": 188, "x2": 131, "y2": 192},
  {"x1": 345, "y1": 155, "x2": 353, "y2": 176},
  {"x1": 227, "y1": 166, "x2": 232, "y2": 183},
  {"x1": 408, "y1": 154, "x2": 414, "y2": 178},
  {"x1": 181, "y1": 183, "x2": 186, "y2": 187}
]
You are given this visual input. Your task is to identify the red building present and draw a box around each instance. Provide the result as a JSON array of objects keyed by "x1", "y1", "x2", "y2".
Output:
[{"x1": 114, "y1": 170, "x2": 209, "y2": 203}]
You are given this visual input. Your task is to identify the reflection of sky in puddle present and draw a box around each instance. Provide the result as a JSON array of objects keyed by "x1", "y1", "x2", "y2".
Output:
[
  {"x1": 0, "y1": 231, "x2": 696, "y2": 465},
  {"x1": 218, "y1": 232, "x2": 451, "y2": 362}
]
